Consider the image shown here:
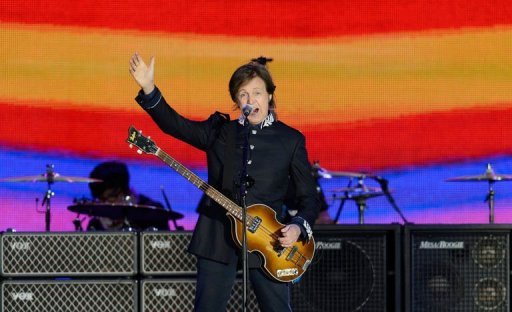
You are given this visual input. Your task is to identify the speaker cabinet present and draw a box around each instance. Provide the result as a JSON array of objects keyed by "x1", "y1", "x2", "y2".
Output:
[
  {"x1": 0, "y1": 232, "x2": 138, "y2": 277},
  {"x1": 405, "y1": 224, "x2": 510, "y2": 312},
  {"x1": 291, "y1": 224, "x2": 401, "y2": 312},
  {"x1": 1, "y1": 279, "x2": 137, "y2": 312},
  {"x1": 140, "y1": 231, "x2": 196, "y2": 276},
  {"x1": 140, "y1": 278, "x2": 260, "y2": 311}
]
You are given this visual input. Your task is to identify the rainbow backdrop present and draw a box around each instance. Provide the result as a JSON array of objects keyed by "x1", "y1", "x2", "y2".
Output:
[{"x1": 1, "y1": 0, "x2": 512, "y2": 231}]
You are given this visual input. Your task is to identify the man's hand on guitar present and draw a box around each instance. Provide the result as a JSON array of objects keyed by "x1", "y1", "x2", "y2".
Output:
[{"x1": 278, "y1": 224, "x2": 301, "y2": 247}]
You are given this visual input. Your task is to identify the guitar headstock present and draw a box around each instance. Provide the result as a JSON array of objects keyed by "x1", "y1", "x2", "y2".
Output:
[{"x1": 126, "y1": 126, "x2": 158, "y2": 155}]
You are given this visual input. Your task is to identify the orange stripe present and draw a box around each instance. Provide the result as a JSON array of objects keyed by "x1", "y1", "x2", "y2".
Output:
[{"x1": 2, "y1": 24, "x2": 512, "y2": 125}]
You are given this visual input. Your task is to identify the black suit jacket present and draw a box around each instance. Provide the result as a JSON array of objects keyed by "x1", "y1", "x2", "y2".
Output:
[{"x1": 136, "y1": 87, "x2": 319, "y2": 266}]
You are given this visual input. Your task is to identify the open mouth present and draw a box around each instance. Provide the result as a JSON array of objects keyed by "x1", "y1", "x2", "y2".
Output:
[{"x1": 252, "y1": 108, "x2": 260, "y2": 114}]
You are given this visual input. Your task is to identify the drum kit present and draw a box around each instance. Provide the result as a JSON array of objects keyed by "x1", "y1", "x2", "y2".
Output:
[
  {"x1": 314, "y1": 162, "x2": 512, "y2": 224},
  {"x1": 2, "y1": 163, "x2": 510, "y2": 228},
  {"x1": 313, "y1": 162, "x2": 406, "y2": 224},
  {"x1": 0, "y1": 164, "x2": 184, "y2": 232},
  {"x1": 446, "y1": 163, "x2": 512, "y2": 224}
]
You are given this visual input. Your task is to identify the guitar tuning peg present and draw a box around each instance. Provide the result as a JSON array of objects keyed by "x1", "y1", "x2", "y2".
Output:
[
  {"x1": 129, "y1": 144, "x2": 133, "y2": 149},
  {"x1": 137, "y1": 149, "x2": 143, "y2": 155}
]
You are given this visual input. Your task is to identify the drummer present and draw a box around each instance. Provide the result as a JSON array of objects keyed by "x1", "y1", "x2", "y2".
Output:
[{"x1": 86, "y1": 161, "x2": 170, "y2": 231}]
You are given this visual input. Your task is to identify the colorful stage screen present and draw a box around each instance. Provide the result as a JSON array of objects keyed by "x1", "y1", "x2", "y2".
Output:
[{"x1": 1, "y1": 0, "x2": 512, "y2": 231}]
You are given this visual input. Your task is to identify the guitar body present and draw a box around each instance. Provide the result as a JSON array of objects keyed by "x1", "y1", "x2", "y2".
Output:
[{"x1": 227, "y1": 204, "x2": 315, "y2": 283}]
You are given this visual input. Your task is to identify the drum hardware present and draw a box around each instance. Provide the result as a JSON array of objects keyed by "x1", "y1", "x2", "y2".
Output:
[
  {"x1": 313, "y1": 164, "x2": 379, "y2": 180},
  {"x1": 314, "y1": 161, "x2": 408, "y2": 224},
  {"x1": 0, "y1": 164, "x2": 102, "y2": 231},
  {"x1": 161, "y1": 186, "x2": 184, "y2": 230},
  {"x1": 331, "y1": 180, "x2": 385, "y2": 224},
  {"x1": 72, "y1": 214, "x2": 87, "y2": 231},
  {"x1": 67, "y1": 200, "x2": 184, "y2": 231},
  {"x1": 446, "y1": 163, "x2": 512, "y2": 224}
]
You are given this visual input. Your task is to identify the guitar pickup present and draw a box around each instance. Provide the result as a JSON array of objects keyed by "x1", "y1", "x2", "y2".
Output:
[
  {"x1": 286, "y1": 246, "x2": 298, "y2": 261},
  {"x1": 248, "y1": 216, "x2": 262, "y2": 233}
]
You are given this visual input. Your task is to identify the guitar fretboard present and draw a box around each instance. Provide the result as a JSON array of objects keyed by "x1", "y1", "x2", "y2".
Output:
[{"x1": 155, "y1": 148, "x2": 246, "y2": 220}]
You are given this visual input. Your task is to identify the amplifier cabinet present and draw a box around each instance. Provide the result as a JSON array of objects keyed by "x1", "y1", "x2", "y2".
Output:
[
  {"x1": 0, "y1": 232, "x2": 138, "y2": 277},
  {"x1": 405, "y1": 224, "x2": 511, "y2": 312},
  {"x1": 1, "y1": 279, "x2": 137, "y2": 312},
  {"x1": 291, "y1": 224, "x2": 402, "y2": 312},
  {"x1": 140, "y1": 278, "x2": 260, "y2": 312},
  {"x1": 140, "y1": 231, "x2": 196, "y2": 276}
]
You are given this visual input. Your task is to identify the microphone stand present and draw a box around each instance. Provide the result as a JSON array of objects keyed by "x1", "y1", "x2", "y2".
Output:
[
  {"x1": 239, "y1": 117, "x2": 251, "y2": 312},
  {"x1": 374, "y1": 177, "x2": 409, "y2": 223}
]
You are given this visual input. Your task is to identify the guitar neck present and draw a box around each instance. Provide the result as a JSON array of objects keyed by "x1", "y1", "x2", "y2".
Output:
[{"x1": 155, "y1": 148, "x2": 243, "y2": 219}]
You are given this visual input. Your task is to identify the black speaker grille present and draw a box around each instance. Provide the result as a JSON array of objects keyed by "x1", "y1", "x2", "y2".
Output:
[
  {"x1": 292, "y1": 231, "x2": 388, "y2": 312},
  {"x1": 0, "y1": 232, "x2": 137, "y2": 277},
  {"x1": 1, "y1": 280, "x2": 137, "y2": 312},
  {"x1": 410, "y1": 231, "x2": 509, "y2": 312},
  {"x1": 141, "y1": 279, "x2": 260, "y2": 312},
  {"x1": 141, "y1": 232, "x2": 196, "y2": 276}
]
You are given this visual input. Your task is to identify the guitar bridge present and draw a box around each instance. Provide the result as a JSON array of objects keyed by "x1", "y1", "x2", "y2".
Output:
[{"x1": 248, "y1": 216, "x2": 262, "y2": 233}]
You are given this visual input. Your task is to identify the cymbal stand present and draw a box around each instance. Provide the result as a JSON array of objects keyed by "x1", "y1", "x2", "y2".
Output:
[
  {"x1": 485, "y1": 180, "x2": 495, "y2": 224},
  {"x1": 332, "y1": 178, "x2": 354, "y2": 224},
  {"x1": 161, "y1": 186, "x2": 184, "y2": 231},
  {"x1": 374, "y1": 177, "x2": 409, "y2": 223},
  {"x1": 355, "y1": 197, "x2": 367, "y2": 225},
  {"x1": 41, "y1": 164, "x2": 55, "y2": 232}
]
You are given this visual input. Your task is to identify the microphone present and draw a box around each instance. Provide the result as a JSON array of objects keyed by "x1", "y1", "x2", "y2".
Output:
[{"x1": 242, "y1": 104, "x2": 253, "y2": 117}]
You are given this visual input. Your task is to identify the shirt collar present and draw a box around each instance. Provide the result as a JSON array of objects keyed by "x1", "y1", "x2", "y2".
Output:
[{"x1": 238, "y1": 111, "x2": 275, "y2": 129}]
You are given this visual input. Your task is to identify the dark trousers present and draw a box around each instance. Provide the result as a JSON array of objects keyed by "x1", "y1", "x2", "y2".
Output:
[{"x1": 194, "y1": 256, "x2": 292, "y2": 312}]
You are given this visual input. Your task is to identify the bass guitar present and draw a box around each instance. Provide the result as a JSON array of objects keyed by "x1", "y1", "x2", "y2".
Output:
[{"x1": 126, "y1": 126, "x2": 314, "y2": 282}]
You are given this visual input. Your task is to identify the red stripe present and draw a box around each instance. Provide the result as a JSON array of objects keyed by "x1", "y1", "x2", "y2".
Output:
[
  {"x1": 2, "y1": 101, "x2": 512, "y2": 170},
  {"x1": 0, "y1": 102, "x2": 207, "y2": 168},
  {"x1": 306, "y1": 106, "x2": 512, "y2": 170},
  {"x1": 1, "y1": 0, "x2": 511, "y2": 37}
]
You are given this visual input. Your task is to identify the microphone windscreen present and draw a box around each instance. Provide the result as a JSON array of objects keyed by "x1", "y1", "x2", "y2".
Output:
[{"x1": 242, "y1": 104, "x2": 253, "y2": 117}]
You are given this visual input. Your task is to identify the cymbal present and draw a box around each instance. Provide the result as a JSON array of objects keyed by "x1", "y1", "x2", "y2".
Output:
[
  {"x1": 316, "y1": 169, "x2": 377, "y2": 179},
  {"x1": 311, "y1": 161, "x2": 377, "y2": 179},
  {"x1": 330, "y1": 186, "x2": 385, "y2": 200},
  {"x1": 68, "y1": 202, "x2": 184, "y2": 221},
  {"x1": 0, "y1": 173, "x2": 102, "y2": 183},
  {"x1": 446, "y1": 174, "x2": 512, "y2": 182},
  {"x1": 446, "y1": 164, "x2": 512, "y2": 182},
  {"x1": 329, "y1": 171, "x2": 377, "y2": 178}
]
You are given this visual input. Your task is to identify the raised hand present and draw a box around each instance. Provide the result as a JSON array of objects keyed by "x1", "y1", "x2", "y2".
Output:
[{"x1": 129, "y1": 52, "x2": 155, "y2": 95}]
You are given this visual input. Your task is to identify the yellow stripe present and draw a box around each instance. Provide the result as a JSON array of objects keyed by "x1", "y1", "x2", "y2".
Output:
[{"x1": 1, "y1": 23, "x2": 512, "y2": 124}]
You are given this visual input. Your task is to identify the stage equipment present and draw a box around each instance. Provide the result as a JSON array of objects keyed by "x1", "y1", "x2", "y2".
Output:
[
  {"x1": 0, "y1": 164, "x2": 101, "y2": 231},
  {"x1": 68, "y1": 201, "x2": 183, "y2": 222},
  {"x1": 446, "y1": 163, "x2": 512, "y2": 223},
  {"x1": 140, "y1": 278, "x2": 259, "y2": 312},
  {"x1": 331, "y1": 183, "x2": 385, "y2": 224},
  {"x1": 291, "y1": 224, "x2": 401, "y2": 312},
  {"x1": 0, "y1": 232, "x2": 137, "y2": 277},
  {"x1": 1, "y1": 279, "x2": 137, "y2": 312},
  {"x1": 140, "y1": 231, "x2": 196, "y2": 276},
  {"x1": 404, "y1": 224, "x2": 510, "y2": 312}
]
